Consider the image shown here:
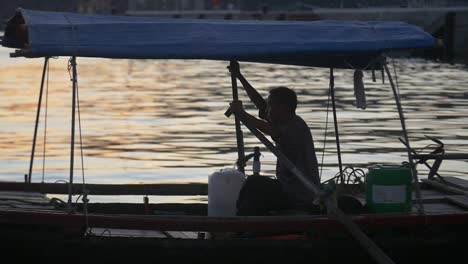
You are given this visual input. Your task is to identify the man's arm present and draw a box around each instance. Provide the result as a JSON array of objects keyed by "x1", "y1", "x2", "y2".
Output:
[
  {"x1": 228, "y1": 62, "x2": 267, "y2": 118},
  {"x1": 237, "y1": 74, "x2": 267, "y2": 112},
  {"x1": 230, "y1": 101, "x2": 277, "y2": 137}
]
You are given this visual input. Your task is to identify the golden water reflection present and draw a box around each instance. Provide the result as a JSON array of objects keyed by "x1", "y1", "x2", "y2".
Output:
[{"x1": 0, "y1": 56, "x2": 467, "y2": 196}]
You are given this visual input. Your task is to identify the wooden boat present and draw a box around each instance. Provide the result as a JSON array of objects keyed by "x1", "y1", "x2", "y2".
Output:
[{"x1": 1, "y1": 8, "x2": 468, "y2": 264}]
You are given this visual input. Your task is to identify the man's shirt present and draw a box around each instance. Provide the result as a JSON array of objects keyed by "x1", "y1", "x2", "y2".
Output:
[{"x1": 274, "y1": 115, "x2": 320, "y2": 207}]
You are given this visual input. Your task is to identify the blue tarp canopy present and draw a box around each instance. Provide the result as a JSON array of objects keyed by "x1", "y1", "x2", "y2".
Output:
[{"x1": 2, "y1": 8, "x2": 435, "y2": 68}]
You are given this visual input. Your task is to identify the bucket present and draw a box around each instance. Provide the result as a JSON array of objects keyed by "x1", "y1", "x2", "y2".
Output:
[
  {"x1": 208, "y1": 168, "x2": 245, "y2": 216},
  {"x1": 365, "y1": 166, "x2": 412, "y2": 213}
]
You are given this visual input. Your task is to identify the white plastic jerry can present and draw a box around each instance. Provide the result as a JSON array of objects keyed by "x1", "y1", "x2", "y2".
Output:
[{"x1": 208, "y1": 168, "x2": 245, "y2": 217}]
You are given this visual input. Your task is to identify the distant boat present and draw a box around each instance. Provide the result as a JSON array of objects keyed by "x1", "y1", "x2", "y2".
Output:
[{"x1": 1, "y1": 7, "x2": 468, "y2": 264}]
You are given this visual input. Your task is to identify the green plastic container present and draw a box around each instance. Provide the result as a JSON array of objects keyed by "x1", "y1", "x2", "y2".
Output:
[{"x1": 365, "y1": 166, "x2": 412, "y2": 213}]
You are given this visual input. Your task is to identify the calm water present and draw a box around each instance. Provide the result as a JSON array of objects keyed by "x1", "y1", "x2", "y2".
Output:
[{"x1": 1, "y1": 46, "x2": 467, "y2": 202}]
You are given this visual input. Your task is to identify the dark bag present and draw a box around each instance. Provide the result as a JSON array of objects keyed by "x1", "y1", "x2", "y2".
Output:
[{"x1": 236, "y1": 176, "x2": 291, "y2": 216}]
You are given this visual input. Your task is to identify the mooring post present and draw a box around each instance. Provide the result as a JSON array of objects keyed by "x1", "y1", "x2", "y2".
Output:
[
  {"x1": 67, "y1": 56, "x2": 78, "y2": 213},
  {"x1": 230, "y1": 60, "x2": 245, "y2": 174},
  {"x1": 28, "y1": 57, "x2": 49, "y2": 183}
]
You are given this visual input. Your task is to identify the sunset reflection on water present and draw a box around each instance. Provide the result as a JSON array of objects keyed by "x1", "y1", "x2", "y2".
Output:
[{"x1": 0, "y1": 54, "x2": 467, "y2": 202}]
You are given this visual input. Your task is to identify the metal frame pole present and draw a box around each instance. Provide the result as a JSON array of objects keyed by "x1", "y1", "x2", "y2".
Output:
[
  {"x1": 230, "y1": 61, "x2": 245, "y2": 173},
  {"x1": 28, "y1": 57, "x2": 49, "y2": 183},
  {"x1": 67, "y1": 56, "x2": 78, "y2": 213},
  {"x1": 329, "y1": 68, "x2": 344, "y2": 176},
  {"x1": 384, "y1": 63, "x2": 424, "y2": 214}
]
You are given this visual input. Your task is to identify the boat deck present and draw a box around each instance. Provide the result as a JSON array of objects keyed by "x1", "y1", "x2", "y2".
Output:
[
  {"x1": 1, "y1": 177, "x2": 468, "y2": 263},
  {"x1": 0, "y1": 189, "x2": 201, "y2": 239},
  {"x1": 0, "y1": 190, "x2": 55, "y2": 211},
  {"x1": 1, "y1": 176, "x2": 468, "y2": 237},
  {"x1": 419, "y1": 176, "x2": 468, "y2": 213}
]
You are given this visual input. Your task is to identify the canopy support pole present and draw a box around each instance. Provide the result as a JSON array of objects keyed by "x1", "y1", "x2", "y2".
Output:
[
  {"x1": 384, "y1": 63, "x2": 424, "y2": 215},
  {"x1": 67, "y1": 56, "x2": 78, "y2": 213},
  {"x1": 329, "y1": 68, "x2": 344, "y2": 178},
  {"x1": 28, "y1": 57, "x2": 49, "y2": 183},
  {"x1": 230, "y1": 60, "x2": 245, "y2": 174}
]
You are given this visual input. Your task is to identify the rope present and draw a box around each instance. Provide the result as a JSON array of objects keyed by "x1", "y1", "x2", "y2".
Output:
[
  {"x1": 63, "y1": 13, "x2": 79, "y2": 56},
  {"x1": 322, "y1": 166, "x2": 365, "y2": 194},
  {"x1": 67, "y1": 57, "x2": 90, "y2": 231},
  {"x1": 85, "y1": 228, "x2": 113, "y2": 238},
  {"x1": 55, "y1": 179, "x2": 68, "y2": 184},
  {"x1": 328, "y1": 68, "x2": 344, "y2": 180},
  {"x1": 66, "y1": 57, "x2": 77, "y2": 214},
  {"x1": 67, "y1": 58, "x2": 73, "y2": 80},
  {"x1": 75, "y1": 64, "x2": 87, "y2": 188},
  {"x1": 41, "y1": 59, "x2": 50, "y2": 183},
  {"x1": 50, "y1": 197, "x2": 67, "y2": 210},
  {"x1": 74, "y1": 59, "x2": 90, "y2": 233},
  {"x1": 391, "y1": 57, "x2": 401, "y2": 96},
  {"x1": 319, "y1": 74, "x2": 332, "y2": 181},
  {"x1": 87, "y1": 229, "x2": 112, "y2": 237},
  {"x1": 28, "y1": 57, "x2": 50, "y2": 183}
]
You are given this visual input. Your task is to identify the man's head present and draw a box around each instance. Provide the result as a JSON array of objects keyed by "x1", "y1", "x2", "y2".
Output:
[{"x1": 266, "y1": 86, "x2": 297, "y2": 124}]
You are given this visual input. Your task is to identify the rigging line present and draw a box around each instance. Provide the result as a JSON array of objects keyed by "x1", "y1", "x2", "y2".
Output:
[
  {"x1": 67, "y1": 57, "x2": 78, "y2": 214},
  {"x1": 391, "y1": 57, "x2": 401, "y2": 96},
  {"x1": 63, "y1": 13, "x2": 79, "y2": 56},
  {"x1": 329, "y1": 68, "x2": 344, "y2": 180},
  {"x1": 41, "y1": 59, "x2": 50, "y2": 183},
  {"x1": 76, "y1": 70, "x2": 86, "y2": 187},
  {"x1": 75, "y1": 60, "x2": 90, "y2": 232},
  {"x1": 320, "y1": 75, "x2": 332, "y2": 182},
  {"x1": 55, "y1": 179, "x2": 68, "y2": 184},
  {"x1": 28, "y1": 57, "x2": 50, "y2": 183}
]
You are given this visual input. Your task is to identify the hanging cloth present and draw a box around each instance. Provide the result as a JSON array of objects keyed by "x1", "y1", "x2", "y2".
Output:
[{"x1": 353, "y1": 69, "x2": 367, "y2": 110}]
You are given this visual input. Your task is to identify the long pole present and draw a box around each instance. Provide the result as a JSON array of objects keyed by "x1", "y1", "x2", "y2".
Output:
[
  {"x1": 384, "y1": 64, "x2": 424, "y2": 215},
  {"x1": 28, "y1": 57, "x2": 49, "y2": 183},
  {"x1": 230, "y1": 111, "x2": 395, "y2": 264},
  {"x1": 67, "y1": 57, "x2": 78, "y2": 213},
  {"x1": 329, "y1": 68, "x2": 344, "y2": 176},
  {"x1": 230, "y1": 60, "x2": 245, "y2": 173}
]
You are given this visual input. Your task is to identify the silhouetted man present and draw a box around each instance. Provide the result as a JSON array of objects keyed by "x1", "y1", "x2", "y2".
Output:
[{"x1": 228, "y1": 62, "x2": 320, "y2": 214}]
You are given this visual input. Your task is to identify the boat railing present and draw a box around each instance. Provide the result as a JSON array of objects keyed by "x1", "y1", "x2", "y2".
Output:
[
  {"x1": 410, "y1": 153, "x2": 468, "y2": 160},
  {"x1": 0, "y1": 181, "x2": 207, "y2": 196},
  {"x1": 0, "y1": 181, "x2": 208, "y2": 215}
]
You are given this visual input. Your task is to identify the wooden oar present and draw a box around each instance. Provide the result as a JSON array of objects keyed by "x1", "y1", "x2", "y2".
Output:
[{"x1": 227, "y1": 107, "x2": 395, "y2": 264}]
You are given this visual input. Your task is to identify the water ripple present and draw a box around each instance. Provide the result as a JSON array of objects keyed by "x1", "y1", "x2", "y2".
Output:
[{"x1": 0, "y1": 55, "x2": 467, "y2": 187}]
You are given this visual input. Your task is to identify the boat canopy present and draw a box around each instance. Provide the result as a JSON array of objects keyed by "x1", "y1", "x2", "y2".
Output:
[{"x1": 1, "y1": 8, "x2": 435, "y2": 68}]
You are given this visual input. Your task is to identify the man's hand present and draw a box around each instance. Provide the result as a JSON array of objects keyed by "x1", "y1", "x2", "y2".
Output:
[
  {"x1": 228, "y1": 100, "x2": 274, "y2": 136},
  {"x1": 225, "y1": 100, "x2": 244, "y2": 118},
  {"x1": 229, "y1": 100, "x2": 244, "y2": 114},
  {"x1": 227, "y1": 61, "x2": 241, "y2": 78}
]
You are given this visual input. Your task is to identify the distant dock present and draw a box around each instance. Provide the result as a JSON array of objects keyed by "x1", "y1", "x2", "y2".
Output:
[{"x1": 126, "y1": 7, "x2": 468, "y2": 62}]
